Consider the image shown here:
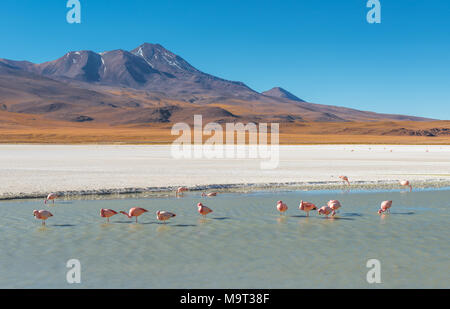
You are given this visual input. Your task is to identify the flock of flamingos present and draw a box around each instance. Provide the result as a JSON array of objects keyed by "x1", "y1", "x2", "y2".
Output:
[{"x1": 32, "y1": 177, "x2": 414, "y2": 226}]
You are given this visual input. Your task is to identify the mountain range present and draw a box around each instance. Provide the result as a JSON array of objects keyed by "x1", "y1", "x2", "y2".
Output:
[{"x1": 0, "y1": 43, "x2": 432, "y2": 125}]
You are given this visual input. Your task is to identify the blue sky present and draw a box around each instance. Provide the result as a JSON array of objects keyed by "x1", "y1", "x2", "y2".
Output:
[{"x1": 0, "y1": 0, "x2": 449, "y2": 119}]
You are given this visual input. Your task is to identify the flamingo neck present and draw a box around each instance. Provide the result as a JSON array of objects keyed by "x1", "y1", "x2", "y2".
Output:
[{"x1": 120, "y1": 211, "x2": 132, "y2": 218}]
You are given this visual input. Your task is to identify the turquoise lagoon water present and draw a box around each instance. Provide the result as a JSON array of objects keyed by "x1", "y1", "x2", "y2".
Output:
[{"x1": 0, "y1": 189, "x2": 449, "y2": 288}]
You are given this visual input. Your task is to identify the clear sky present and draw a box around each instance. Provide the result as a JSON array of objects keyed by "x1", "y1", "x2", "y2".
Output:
[{"x1": 0, "y1": 0, "x2": 449, "y2": 119}]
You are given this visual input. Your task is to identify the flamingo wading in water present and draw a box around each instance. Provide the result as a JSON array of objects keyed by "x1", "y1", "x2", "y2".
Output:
[
  {"x1": 327, "y1": 200, "x2": 342, "y2": 216},
  {"x1": 276, "y1": 200, "x2": 288, "y2": 215},
  {"x1": 299, "y1": 201, "x2": 317, "y2": 217},
  {"x1": 339, "y1": 176, "x2": 350, "y2": 186},
  {"x1": 120, "y1": 207, "x2": 148, "y2": 223},
  {"x1": 197, "y1": 202, "x2": 213, "y2": 217},
  {"x1": 156, "y1": 211, "x2": 176, "y2": 224},
  {"x1": 176, "y1": 187, "x2": 188, "y2": 197},
  {"x1": 100, "y1": 209, "x2": 118, "y2": 223},
  {"x1": 45, "y1": 193, "x2": 58, "y2": 204},
  {"x1": 33, "y1": 210, "x2": 53, "y2": 225},
  {"x1": 400, "y1": 180, "x2": 412, "y2": 192},
  {"x1": 318, "y1": 206, "x2": 333, "y2": 217},
  {"x1": 378, "y1": 200, "x2": 392, "y2": 214}
]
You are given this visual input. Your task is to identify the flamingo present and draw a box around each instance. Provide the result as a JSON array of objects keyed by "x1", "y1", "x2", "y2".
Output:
[
  {"x1": 197, "y1": 202, "x2": 213, "y2": 217},
  {"x1": 201, "y1": 192, "x2": 218, "y2": 197},
  {"x1": 100, "y1": 209, "x2": 118, "y2": 223},
  {"x1": 318, "y1": 206, "x2": 333, "y2": 217},
  {"x1": 299, "y1": 200, "x2": 317, "y2": 216},
  {"x1": 156, "y1": 211, "x2": 176, "y2": 224},
  {"x1": 44, "y1": 193, "x2": 58, "y2": 204},
  {"x1": 276, "y1": 200, "x2": 288, "y2": 215},
  {"x1": 176, "y1": 187, "x2": 188, "y2": 197},
  {"x1": 327, "y1": 200, "x2": 342, "y2": 216},
  {"x1": 378, "y1": 200, "x2": 392, "y2": 214},
  {"x1": 400, "y1": 180, "x2": 412, "y2": 192},
  {"x1": 119, "y1": 207, "x2": 148, "y2": 223},
  {"x1": 33, "y1": 210, "x2": 53, "y2": 225},
  {"x1": 339, "y1": 176, "x2": 350, "y2": 186}
]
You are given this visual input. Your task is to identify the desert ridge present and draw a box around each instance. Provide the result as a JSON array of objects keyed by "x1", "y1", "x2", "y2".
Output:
[{"x1": 0, "y1": 112, "x2": 449, "y2": 144}]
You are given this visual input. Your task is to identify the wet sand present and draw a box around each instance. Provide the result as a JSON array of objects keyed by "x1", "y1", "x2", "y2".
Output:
[{"x1": 1, "y1": 144, "x2": 450, "y2": 199}]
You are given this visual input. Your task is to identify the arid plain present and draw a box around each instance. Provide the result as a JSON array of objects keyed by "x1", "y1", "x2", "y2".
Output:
[{"x1": 1, "y1": 112, "x2": 449, "y2": 144}]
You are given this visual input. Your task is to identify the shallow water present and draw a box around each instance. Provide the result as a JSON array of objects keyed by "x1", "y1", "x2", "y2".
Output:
[{"x1": 0, "y1": 189, "x2": 449, "y2": 288}]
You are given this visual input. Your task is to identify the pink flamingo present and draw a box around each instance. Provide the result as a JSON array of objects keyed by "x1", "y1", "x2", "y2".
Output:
[
  {"x1": 44, "y1": 193, "x2": 58, "y2": 204},
  {"x1": 339, "y1": 176, "x2": 350, "y2": 186},
  {"x1": 100, "y1": 209, "x2": 118, "y2": 223},
  {"x1": 120, "y1": 207, "x2": 148, "y2": 223},
  {"x1": 378, "y1": 200, "x2": 392, "y2": 214},
  {"x1": 201, "y1": 192, "x2": 218, "y2": 197},
  {"x1": 318, "y1": 206, "x2": 333, "y2": 217},
  {"x1": 176, "y1": 187, "x2": 188, "y2": 197},
  {"x1": 33, "y1": 210, "x2": 53, "y2": 225},
  {"x1": 299, "y1": 200, "x2": 317, "y2": 216},
  {"x1": 276, "y1": 200, "x2": 288, "y2": 215},
  {"x1": 327, "y1": 200, "x2": 342, "y2": 216},
  {"x1": 156, "y1": 211, "x2": 176, "y2": 224},
  {"x1": 400, "y1": 180, "x2": 412, "y2": 192},
  {"x1": 197, "y1": 202, "x2": 213, "y2": 217}
]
